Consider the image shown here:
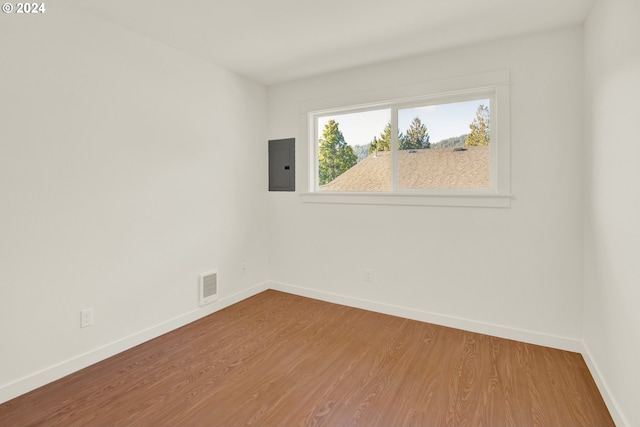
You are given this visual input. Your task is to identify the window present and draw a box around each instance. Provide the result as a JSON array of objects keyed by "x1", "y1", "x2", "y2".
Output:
[{"x1": 304, "y1": 76, "x2": 511, "y2": 207}]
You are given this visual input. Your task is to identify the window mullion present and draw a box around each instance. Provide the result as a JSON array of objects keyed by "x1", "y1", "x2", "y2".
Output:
[{"x1": 391, "y1": 106, "x2": 398, "y2": 191}]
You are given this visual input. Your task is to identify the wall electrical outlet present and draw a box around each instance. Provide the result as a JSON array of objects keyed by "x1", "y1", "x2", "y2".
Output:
[
  {"x1": 365, "y1": 269, "x2": 373, "y2": 283},
  {"x1": 80, "y1": 308, "x2": 94, "y2": 328}
]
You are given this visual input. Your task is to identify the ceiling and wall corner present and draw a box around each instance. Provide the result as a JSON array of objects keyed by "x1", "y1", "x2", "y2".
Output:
[{"x1": 58, "y1": 0, "x2": 596, "y2": 85}]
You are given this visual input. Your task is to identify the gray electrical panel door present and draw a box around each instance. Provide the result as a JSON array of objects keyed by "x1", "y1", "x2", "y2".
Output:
[{"x1": 269, "y1": 138, "x2": 295, "y2": 191}]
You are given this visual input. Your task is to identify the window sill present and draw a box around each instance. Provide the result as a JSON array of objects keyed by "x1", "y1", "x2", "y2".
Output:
[{"x1": 300, "y1": 192, "x2": 512, "y2": 208}]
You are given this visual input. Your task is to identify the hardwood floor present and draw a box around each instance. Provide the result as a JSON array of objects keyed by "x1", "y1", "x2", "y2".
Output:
[{"x1": 0, "y1": 290, "x2": 614, "y2": 426}]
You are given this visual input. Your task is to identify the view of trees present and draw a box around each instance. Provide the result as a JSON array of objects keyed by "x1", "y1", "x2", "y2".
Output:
[
  {"x1": 431, "y1": 134, "x2": 467, "y2": 149},
  {"x1": 318, "y1": 104, "x2": 489, "y2": 185},
  {"x1": 464, "y1": 104, "x2": 490, "y2": 147},
  {"x1": 352, "y1": 144, "x2": 370, "y2": 162},
  {"x1": 368, "y1": 122, "x2": 393, "y2": 154},
  {"x1": 400, "y1": 117, "x2": 430, "y2": 150},
  {"x1": 367, "y1": 117, "x2": 431, "y2": 154},
  {"x1": 318, "y1": 119, "x2": 358, "y2": 185}
]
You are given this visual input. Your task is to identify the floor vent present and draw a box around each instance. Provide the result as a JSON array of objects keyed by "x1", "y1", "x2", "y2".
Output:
[{"x1": 199, "y1": 270, "x2": 218, "y2": 305}]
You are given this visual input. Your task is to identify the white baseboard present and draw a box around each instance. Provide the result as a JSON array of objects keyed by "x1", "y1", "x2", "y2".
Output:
[
  {"x1": 0, "y1": 281, "x2": 269, "y2": 405},
  {"x1": 270, "y1": 281, "x2": 634, "y2": 424},
  {"x1": 4, "y1": 280, "x2": 624, "y2": 427},
  {"x1": 268, "y1": 281, "x2": 583, "y2": 352},
  {"x1": 581, "y1": 342, "x2": 628, "y2": 427}
]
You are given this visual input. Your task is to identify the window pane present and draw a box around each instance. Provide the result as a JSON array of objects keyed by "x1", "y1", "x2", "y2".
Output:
[
  {"x1": 317, "y1": 109, "x2": 391, "y2": 192},
  {"x1": 398, "y1": 100, "x2": 490, "y2": 189}
]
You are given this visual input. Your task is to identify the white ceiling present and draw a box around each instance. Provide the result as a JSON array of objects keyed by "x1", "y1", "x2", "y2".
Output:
[{"x1": 61, "y1": 0, "x2": 595, "y2": 85}]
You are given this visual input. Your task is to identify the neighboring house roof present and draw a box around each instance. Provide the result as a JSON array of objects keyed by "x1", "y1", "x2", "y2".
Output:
[{"x1": 319, "y1": 146, "x2": 490, "y2": 192}]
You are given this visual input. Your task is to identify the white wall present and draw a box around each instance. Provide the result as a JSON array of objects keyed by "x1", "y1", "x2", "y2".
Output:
[
  {"x1": 5, "y1": 5, "x2": 635, "y2": 422},
  {"x1": 583, "y1": 0, "x2": 640, "y2": 425},
  {"x1": 267, "y1": 27, "x2": 585, "y2": 349},
  {"x1": 0, "y1": 5, "x2": 269, "y2": 402}
]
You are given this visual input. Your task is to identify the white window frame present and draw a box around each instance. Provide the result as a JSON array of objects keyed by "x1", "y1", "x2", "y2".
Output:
[{"x1": 301, "y1": 70, "x2": 512, "y2": 208}]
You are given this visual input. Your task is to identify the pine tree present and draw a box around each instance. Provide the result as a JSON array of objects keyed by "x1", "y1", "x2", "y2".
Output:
[
  {"x1": 464, "y1": 105, "x2": 490, "y2": 147},
  {"x1": 368, "y1": 136, "x2": 380, "y2": 155},
  {"x1": 318, "y1": 120, "x2": 358, "y2": 185},
  {"x1": 401, "y1": 117, "x2": 430, "y2": 150},
  {"x1": 368, "y1": 122, "x2": 399, "y2": 154}
]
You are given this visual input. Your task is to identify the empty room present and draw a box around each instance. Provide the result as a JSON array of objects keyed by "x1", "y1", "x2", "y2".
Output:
[{"x1": 1, "y1": 0, "x2": 638, "y2": 425}]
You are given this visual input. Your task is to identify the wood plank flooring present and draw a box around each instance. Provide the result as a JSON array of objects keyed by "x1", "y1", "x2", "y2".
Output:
[{"x1": 0, "y1": 290, "x2": 614, "y2": 426}]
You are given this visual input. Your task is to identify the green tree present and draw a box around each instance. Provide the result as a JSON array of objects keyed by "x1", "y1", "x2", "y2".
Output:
[
  {"x1": 464, "y1": 104, "x2": 490, "y2": 147},
  {"x1": 431, "y1": 134, "x2": 467, "y2": 149},
  {"x1": 318, "y1": 120, "x2": 358, "y2": 185},
  {"x1": 368, "y1": 136, "x2": 380, "y2": 155},
  {"x1": 401, "y1": 117, "x2": 430, "y2": 150},
  {"x1": 368, "y1": 122, "x2": 402, "y2": 154}
]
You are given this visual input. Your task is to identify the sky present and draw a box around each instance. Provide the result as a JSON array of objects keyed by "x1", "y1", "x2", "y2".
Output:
[{"x1": 317, "y1": 99, "x2": 489, "y2": 146}]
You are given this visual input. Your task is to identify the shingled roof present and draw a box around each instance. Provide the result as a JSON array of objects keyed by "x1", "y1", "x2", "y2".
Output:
[{"x1": 319, "y1": 146, "x2": 490, "y2": 192}]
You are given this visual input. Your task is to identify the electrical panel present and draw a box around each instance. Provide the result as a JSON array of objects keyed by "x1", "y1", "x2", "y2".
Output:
[{"x1": 269, "y1": 138, "x2": 295, "y2": 191}]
